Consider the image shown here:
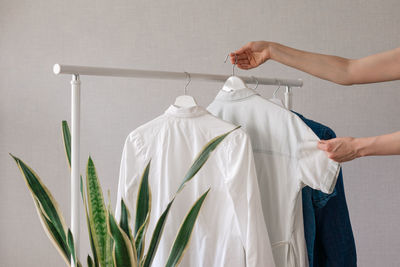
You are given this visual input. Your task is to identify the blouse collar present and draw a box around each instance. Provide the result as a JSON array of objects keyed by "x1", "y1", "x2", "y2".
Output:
[
  {"x1": 164, "y1": 104, "x2": 208, "y2": 118},
  {"x1": 214, "y1": 87, "x2": 259, "y2": 101}
]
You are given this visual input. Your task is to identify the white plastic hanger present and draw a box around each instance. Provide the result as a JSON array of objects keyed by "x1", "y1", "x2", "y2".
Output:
[
  {"x1": 174, "y1": 71, "x2": 197, "y2": 108},
  {"x1": 269, "y1": 80, "x2": 285, "y2": 108},
  {"x1": 222, "y1": 54, "x2": 248, "y2": 92}
]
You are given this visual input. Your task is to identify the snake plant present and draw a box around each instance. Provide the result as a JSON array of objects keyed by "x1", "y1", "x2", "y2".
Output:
[{"x1": 10, "y1": 120, "x2": 238, "y2": 267}]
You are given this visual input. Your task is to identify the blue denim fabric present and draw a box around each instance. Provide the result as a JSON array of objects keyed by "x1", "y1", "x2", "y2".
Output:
[{"x1": 293, "y1": 112, "x2": 357, "y2": 267}]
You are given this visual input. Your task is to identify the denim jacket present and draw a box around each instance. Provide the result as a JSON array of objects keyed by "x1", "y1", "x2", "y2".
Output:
[{"x1": 293, "y1": 112, "x2": 357, "y2": 267}]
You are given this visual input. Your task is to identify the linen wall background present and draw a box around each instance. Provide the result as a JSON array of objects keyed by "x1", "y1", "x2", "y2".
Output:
[{"x1": 1, "y1": 0, "x2": 399, "y2": 266}]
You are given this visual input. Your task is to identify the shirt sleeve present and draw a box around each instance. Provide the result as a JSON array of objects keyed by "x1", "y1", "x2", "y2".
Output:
[
  {"x1": 115, "y1": 132, "x2": 148, "y2": 222},
  {"x1": 293, "y1": 115, "x2": 341, "y2": 194},
  {"x1": 223, "y1": 130, "x2": 276, "y2": 267}
]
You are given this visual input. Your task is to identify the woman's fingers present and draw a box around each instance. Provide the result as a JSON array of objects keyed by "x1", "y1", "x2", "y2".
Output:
[
  {"x1": 228, "y1": 42, "x2": 261, "y2": 68},
  {"x1": 317, "y1": 140, "x2": 329, "y2": 151},
  {"x1": 230, "y1": 52, "x2": 249, "y2": 62},
  {"x1": 234, "y1": 42, "x2": 252, "y2": 55},
  {"x1": 317, "y1": 137, "x2": 359, "y2": 163},
  {"x1": 237, "y1": 64, "x2": 252, "y2": 69},
  {"x1": 236, "y1": 59, "x2": 250, "y2": 65}
]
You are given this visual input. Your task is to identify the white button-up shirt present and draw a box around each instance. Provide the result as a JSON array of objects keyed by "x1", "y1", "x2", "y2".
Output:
[
  {"x1": 207, "y1": 88, "x2": 340, "y2": 267},
  {"x1": 116, "y1": 104, "x2": 276, "y2": 267}
]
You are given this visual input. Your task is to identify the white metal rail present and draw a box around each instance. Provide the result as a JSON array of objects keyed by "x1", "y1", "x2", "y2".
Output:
[{"x1": 53, "y1": 63, "x2": 303, "y2": 266}]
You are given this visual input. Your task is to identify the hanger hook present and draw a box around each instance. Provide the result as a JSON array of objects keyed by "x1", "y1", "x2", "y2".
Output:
[
  {"x1": 225, "y1": 53, "x2": 237, "y2": 76},
  {"x1": 273, "y1": 79, "x2": 281, "y2": 98},
  {"x1": 224, "y1": 54, "x2": 229, "y2": 63},
  {"x1": 184, "y1": 71, "x2": 191, "y2": 95},
  {"x1": 251, "y1": 76, "x2": 259, "y2": 90}
]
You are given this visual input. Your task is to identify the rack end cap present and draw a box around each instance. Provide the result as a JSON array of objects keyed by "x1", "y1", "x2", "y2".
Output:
[{"x1": 53, "y1": 64, "x2": 61, "y2": 75}]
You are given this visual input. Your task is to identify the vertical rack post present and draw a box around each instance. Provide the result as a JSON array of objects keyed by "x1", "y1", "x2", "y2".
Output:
[
  {"x1": 71, "y1": 74, "x2": 81, "y2": 265},
  {"x1": 284, "y1": 86, "x2": 293, "y2": 110}
]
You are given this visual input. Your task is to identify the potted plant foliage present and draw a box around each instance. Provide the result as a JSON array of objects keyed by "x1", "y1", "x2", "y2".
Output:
[{"x1": 10, "y1": 121, "x2": 237, "y2": 267}]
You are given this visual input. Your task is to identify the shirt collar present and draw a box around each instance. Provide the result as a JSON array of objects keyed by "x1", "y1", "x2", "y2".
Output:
[
  {"x1": 214, "y1": 87, "x2": 260, "y2": 101},
  {"x1": 164, "y1": 104, "x2": 208, "y2": 118}
]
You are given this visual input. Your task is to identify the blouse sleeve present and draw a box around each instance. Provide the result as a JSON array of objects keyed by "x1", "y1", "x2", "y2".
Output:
[
  {"x1": 115, "y1": 132, "x2": 148, "y2": 222},
  {"x1": 292, "y1": 115, "x2": 340, "y2": 194}
]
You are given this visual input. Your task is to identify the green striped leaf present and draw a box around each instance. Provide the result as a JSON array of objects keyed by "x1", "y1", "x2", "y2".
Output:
[
  {"x1": 134, "y1": 161, "x2": 152, "y2": 261},
  {"x1": 80, "y1": 176, "x2": 99, "y2": 267},
  {"x1": 135, "y1": 161, "x2": 151, "y2": 235},
  {"x1": 108, "y1": 210, "x2": 137, "y2": 267},
  {"x1": 67, "y1": 231, "x2": 82, "y2": 267},
  {"x1": 177, "y1": 126, "x2": 240, "y2": 192},
  {"x1": 106, "y1": 190, "x2": 115, "y2": 266},
  {"x1": 165, "y1": 189, "x2": 210, "y2": 267},
  {"x1": 119, "y1": 199, "x2": 133, "y2": 241},
  {"x1": 61, "y1": 120, "x2": 71, "y2": 167},
  {"x1": 34, "y1": 198, "x2": 71, "y2": 265},
  {"x1": 67, "y1": 229, "x2": 77, "y2": 266},
  {"x1": 86, "y1": 156, "x2": 113, "y2": 267},
  {"x1": 88, "y1": 255, "x2": 94, "y2": 267},
  {"x1": 134, "y1": 212, "x2": 149, "y2": 262},
  {"x1": 141, "y1": 199, "x2": 174, "y2": 267},
  {"x1": 119, "y1": 199, "x2": 136, "y2": 262},
  {"x1": 10, "y1": 154, "x2": 71, "y2": 265}
]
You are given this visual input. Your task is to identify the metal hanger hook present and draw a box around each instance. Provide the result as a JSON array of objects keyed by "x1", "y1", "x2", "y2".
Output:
[
  {"x1": 224, "y1": 53, "x2": 237, "y2": 76},
  {"x1": 251, "y1": 76, "x2": 259, "y2": 90},
  {"x1": 184, "y1": 71, "x2": 191, "y2": 95},
  {"x1": 273, "y1": 79, "x2": 281, "y2": 98}
]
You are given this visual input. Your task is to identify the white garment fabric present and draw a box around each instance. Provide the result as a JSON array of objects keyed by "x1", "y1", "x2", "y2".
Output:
[
  {"x1": 115, "y1": 104, "x2": 275, "y2": 267},
  {"x1": 207, "y1": 88, "x2": 341, "y2": 267}
]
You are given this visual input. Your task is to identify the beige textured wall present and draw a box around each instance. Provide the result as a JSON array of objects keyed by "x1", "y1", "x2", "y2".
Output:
[{"x1": 1, "y1": 0, "x2": 400, "y2": 266}]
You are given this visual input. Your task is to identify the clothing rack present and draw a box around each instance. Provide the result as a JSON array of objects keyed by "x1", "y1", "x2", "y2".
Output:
[{"x1": 52, "y1": 63, "x2": 303, "y2": 265}]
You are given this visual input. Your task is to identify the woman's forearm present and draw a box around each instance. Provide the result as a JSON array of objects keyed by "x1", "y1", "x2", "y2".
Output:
[
  {"x1": 268, "y1": 43, "x2": 400, "y2": 85},
  {"x1": 268, "y1": 42, "x2": 354, "y2": 85},
  {"x1": 356, "y1": 131, "x2": 400, "y2": 157}
]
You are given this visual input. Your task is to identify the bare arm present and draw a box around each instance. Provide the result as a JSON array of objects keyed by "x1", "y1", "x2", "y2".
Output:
[
  {"x1": 232, "y1": 41, "x2": 400, "y2": 85},
  {"x1": 318, "y1": 131, "x2": 400, "y2": 163},
  {"x1": 232, "y1": 41, "x2": 400, "y2": 162}
]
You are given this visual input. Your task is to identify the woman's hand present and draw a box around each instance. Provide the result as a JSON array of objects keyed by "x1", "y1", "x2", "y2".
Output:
[
  {"x1": 318, "y1": 131, "x2": 400, "y2": 162},
  {"x1": 230, "y1": 41, "x2": 272, "y2": 70},
  {"x1": 317, "y1": 137, "x2": 360, "y2": 163}
]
